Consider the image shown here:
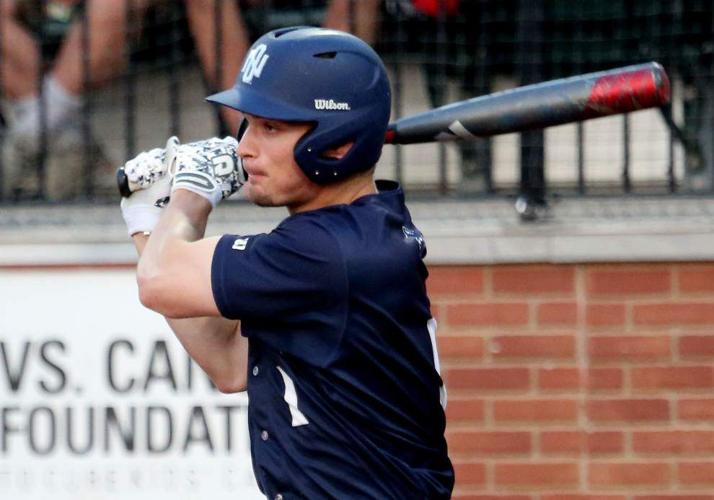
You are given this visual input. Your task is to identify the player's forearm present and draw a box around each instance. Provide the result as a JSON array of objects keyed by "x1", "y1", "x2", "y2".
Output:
[
  {"x1": 136, "y1": 191, "x2": 217, "y2": 317},
  {"x1": 143, "y1": 190, "x2": 211, "y2": 251},
  {"x1": 165, "y1": 316, "x2": 248, "y2": 393}
]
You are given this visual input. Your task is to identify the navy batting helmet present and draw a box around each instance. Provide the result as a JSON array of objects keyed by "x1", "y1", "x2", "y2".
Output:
[{"x1": 206, "y1": 26, "x2": 392, "y2": 184}]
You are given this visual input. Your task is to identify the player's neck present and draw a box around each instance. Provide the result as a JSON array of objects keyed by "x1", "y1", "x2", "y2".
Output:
[{"x1": 288, "y1": 170, "x2": 377, "y2": 215}]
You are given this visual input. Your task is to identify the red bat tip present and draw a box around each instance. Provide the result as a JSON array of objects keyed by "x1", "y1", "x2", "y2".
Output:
[{"x1": 585, "y1": 63, "x2": 671, "y2": 117}]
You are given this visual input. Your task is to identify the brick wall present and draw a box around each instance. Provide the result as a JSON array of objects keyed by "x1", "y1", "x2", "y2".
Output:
[{"x1": 429, "y1": 263, "x2": 714, "y2": 499}]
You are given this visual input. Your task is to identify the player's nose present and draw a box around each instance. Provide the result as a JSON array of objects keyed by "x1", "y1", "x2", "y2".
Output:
[{"x1": 237, "y1": 123, "x2": 257, "y2": 159}]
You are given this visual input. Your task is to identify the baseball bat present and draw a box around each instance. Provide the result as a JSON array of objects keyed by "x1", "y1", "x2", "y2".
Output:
[{"x1": 383, "y1": 61, "x2": 670, "y2": 144}]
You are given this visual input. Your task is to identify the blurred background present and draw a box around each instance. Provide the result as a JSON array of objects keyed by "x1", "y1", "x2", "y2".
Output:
[
  {"x1": 0, "y1": 0, "x2": 712, "y2": 205},
  {"x1": 1, "y1": 1, "x2": 714, "y2": 499}
]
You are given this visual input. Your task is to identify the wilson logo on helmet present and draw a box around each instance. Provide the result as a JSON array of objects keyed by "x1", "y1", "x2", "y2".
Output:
[
  {"x1": 314, "y1": 99, "x2": 351, "y2": 111},
  {"x1": 241, "y1": 44, "x2": 270, "y2": 84}
]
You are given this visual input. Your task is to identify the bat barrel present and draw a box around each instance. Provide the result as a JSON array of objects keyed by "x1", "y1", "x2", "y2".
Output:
[
  {"x1": 385, "y1": 62, "x2": 671, "y2": 144},
  {"x1": 582, "y1": 61, "x2": 670, "y2": 118}
]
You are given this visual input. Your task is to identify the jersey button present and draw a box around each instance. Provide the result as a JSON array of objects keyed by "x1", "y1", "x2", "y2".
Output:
[
  {"x1": 252, "y1": 366, "x2": 259, "y2": 376},
  {"x1": 274, "y1": 495, "x2": 283, "y2": 500},
  {"x1": 261, "y1": 430, "x2": 269, "y2": 441}
]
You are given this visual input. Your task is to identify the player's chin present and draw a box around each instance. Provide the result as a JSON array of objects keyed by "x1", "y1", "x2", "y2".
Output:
[{"x1": 244, "y1": 185, "x2": 274, "y2": 207}]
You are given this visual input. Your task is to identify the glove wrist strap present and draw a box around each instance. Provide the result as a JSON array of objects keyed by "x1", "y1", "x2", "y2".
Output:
[
  {"x1": 172, "y1": 170, "x2": 222, "y2": 207},
  {"x1": 121, "y1": 204, "x2": 162, "y2": 237}
]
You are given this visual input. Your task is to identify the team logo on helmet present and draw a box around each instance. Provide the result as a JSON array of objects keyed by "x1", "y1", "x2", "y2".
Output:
[
  {"x1": 314, "y1": 99, "x2": 351, "y2": 111},
  {"x1": 241, "y1": 44, "x2": 270, "y2": 84}
]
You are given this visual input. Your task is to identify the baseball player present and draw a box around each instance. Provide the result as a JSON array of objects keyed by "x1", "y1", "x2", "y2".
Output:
[{"x1": 120, "y1": 26, "x2": 454, "y2": 499}]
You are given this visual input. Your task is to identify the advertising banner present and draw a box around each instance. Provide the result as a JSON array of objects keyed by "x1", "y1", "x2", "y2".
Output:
[{"x1": 0, "y1": 268, "x2": 262, "y2": 500}]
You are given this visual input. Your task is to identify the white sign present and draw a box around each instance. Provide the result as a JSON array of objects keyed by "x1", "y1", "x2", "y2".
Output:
[{"x1": 0, "y1": 269, "x2": 263, "y2": 500}]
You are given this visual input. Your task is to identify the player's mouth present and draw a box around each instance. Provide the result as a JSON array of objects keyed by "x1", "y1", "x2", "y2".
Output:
[{"x1": 244, "y1": 165, "x2": 267, "y2": 179}]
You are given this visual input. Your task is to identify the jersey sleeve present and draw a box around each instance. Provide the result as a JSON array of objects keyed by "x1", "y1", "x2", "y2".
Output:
[{"x1": 211, "y1": 216, "x2": 347, "y2": 323}]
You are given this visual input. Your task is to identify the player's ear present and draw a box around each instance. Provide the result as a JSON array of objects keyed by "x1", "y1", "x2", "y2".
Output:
[{"x1": 322, "y1": 142, "x2": 354, "y2": 160}]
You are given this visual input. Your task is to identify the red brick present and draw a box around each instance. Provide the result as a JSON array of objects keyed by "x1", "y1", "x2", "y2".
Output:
[
  {"x1": 588, "y1": 336, "x2": 671, "y2": 362},
  {"x1": 538, "y1": 368, "x2": 581, "y2": 391},
  {"x1": 493, "y1": 400, "x2": 577, "y2": 423},
  {"x1": 678, "y1": 399, "x2": 714, "y2": 421},
  {"x1": 587, "y1": 399, "x2": 670, "y2": 423},
  {"x1": 492, "y1": 265, "x2": 575, "y2": 295},
  {"x1": 494, "y1": 462, "x2": 579, "y2": 488},
  {"x1": 588, "y1": 431, "x2": 626, "y2": 454},
  {"x1": 443, "y1": 368, "x2": 530, "y2": 391},
  {"x1": 678, "y1": 462, "x2": 714, "y2": 485},
  {"x1": 544, "y1": 496, "x2": 626, "y2": 500},
  {"x1": 492, "y1": 335, "x2": 575, "y2": 360},
  {"x1": 679, "y1": 336, "x2": 714, "y2": 358},
  {"x1": 633, "y1": 303, "x2": 714, "y2": 326},
  {"x1": 632, "y1": 366, "x2": 714, "y2": 390},
  {"x1": 447, "y1": 431, "x2": 531, "y2": 455},
  {"x1": 438, "y1": 335, "x2": 485, "y2": 359},
  {"x1": 538, "y1": 302, "x2": 578, "y2": 326},
  {"x1": 678, "y1": 264, "x2": 714, "y2": 293},
  {"x1": 446, "y1": 398, "x2": 485, "y2": 422},
  {"x1": 633, "y1": 431, "x2": 714, "y2": 454},
  {"x1": 589, "y1": 462, "x2": 671, "y2": 487},
  {"x1": 453, "y1": 497, "x2": 530, "y2": 500},
  {"x1": 537, "y1": 368, "x2": 623, "y2": 392},
  {"x1": 586, "y1": 304, "x2": 627, "y2": 327},
  {"x1": 635, "y1": 496, "x2": 714, "y2": 500},
  {"x1": 540, "y1": 431, "x2": 584, "y2": 454},
  {"x1": 453, "y1": 461, "x2": 486, "y2": 485},
  {"x1": 427, "y1": 266, "x2": 485, "y2": 295},
  {"x1": 446, "y1": 303, "x2": 529, "y2": 327},
  {"x1": 587, "y1": 368, "x2": 625, "y2": 391},
  {"x1": 540, "y1": 431, "x2": 623, "y2": 455},
  {"x1": 587, "y1": 267, "x2": 672, "y2": 296}
]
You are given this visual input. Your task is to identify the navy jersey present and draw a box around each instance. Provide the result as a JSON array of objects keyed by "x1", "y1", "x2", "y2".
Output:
[{"x1": 211, "y1": 180, "x2": 454, "y2": 499}]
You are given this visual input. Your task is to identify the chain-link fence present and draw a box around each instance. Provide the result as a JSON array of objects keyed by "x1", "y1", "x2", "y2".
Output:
[{"x1": 0, "y1": 0, "x2": 712, "y2": 204}]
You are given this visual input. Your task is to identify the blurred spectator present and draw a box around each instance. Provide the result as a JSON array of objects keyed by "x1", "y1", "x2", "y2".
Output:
[
  {"x1": 0, "y1": 0, "x2": 150, "y2": 199},
  {"x1": 0, "y1": 0, "x2": 380, "y2": 200},
  {"x1": 183, "y1": 0, "x2": 249, "y2": 135},
  {"x1": 181, "y1": 0, "x2": 381, "y2": 133},
  {"x1": 0, "y1": 0, "x2": 245, "y2": 199},
  {"x1": 238, "y1": 0, "x2": 380, "y2": 45},
  {"x1": 322, "y1": 0, "x2": 381, "y2": 45}
]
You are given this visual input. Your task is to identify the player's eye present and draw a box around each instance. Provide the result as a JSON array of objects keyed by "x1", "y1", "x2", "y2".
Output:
[{"x1": 263, "y1": 121, "x2": 279, "y2": 133}]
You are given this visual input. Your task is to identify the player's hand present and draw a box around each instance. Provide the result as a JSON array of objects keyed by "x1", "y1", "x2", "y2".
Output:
[
  {"x1": 118, "y1": 136, "x2": 179, "y2": 236},
  {"x1": 168, "y1": 136, "x2": 246, "y2": 208},
  {"x1": 117, "y1": 139, "x2": 174, "y2": 195}
]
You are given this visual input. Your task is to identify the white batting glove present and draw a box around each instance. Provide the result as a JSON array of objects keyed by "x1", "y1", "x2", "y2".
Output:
[
  {"x1": 120, "y1": 172, "x2": 171, "y2": 236},
  {"x1": 118, "y1": 137, "x2": 179, "y2": 236},
  {"x1": 168, "y1": 136, "x2": 246, "y2": 208},
  {"x1": 120, "y1": 139, "x2": 173, "y2": 192}
]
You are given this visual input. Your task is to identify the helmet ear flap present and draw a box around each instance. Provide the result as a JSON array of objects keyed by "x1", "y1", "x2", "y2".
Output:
[{"x1": 294, "y1": 109, "x2": 384, "y2": 184}]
